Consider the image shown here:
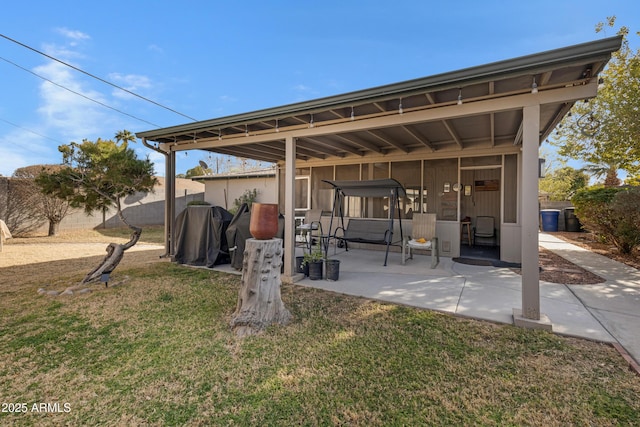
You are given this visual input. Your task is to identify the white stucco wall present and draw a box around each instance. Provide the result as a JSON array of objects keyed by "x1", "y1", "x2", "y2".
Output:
[{"x1": 202, "y1": 175, "x2": 277, "y2": 211}]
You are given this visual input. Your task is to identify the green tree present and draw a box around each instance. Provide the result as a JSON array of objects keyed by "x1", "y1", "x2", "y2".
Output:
[
  {"x1": 539, "y1": 166, "x2": 589, "y2": 201},
  {"x1": 185, "y1": 165, "x2": 211, "y2": 178},
  {"x1": 37, "y1": 131, "x2": 158, "y2": 284},
  {"x1": 550, "y1": 17, "x2": 640, "y2": 183}
]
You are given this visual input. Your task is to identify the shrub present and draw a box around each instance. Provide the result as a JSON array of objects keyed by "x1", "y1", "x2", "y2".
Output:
[
  {"x1": 572, "y1": 186, "x2": 640, "y2": 254},
  {"x1": 230, "y1": 188, "x2": 258, "y2": 214}
]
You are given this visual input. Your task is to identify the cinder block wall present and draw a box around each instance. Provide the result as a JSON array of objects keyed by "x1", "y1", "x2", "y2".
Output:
[{"x1": 0, "y1": 177, "x2": 204, "y2": 234}]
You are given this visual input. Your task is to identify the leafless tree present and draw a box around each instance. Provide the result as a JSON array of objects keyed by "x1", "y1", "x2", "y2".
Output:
[{"x1": 14, "y1": 165, "x2": 71, "y2": 236}]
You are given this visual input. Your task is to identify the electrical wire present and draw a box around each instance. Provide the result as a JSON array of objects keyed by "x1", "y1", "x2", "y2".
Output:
[
  {"x1": 0, "y1": 33, "x2": 199, "y2": 122},
  {"x1": 0, "y1": 116, "x2": 66, "y2": 145},
  {"x1": 0, "y1": 56, "x2": 161, "y2": 127}
]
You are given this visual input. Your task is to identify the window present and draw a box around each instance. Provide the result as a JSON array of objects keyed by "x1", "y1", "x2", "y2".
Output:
[
  {"x1": 336, "y1": 164, "x2": 361, "y2": 217},
  {"x1": 295, "y1": 176, "x2": 310, "y2": 210},
  {"x1": 503, "y1": 154, "x2": 518, "y2": 223},
  {"x1": 391, "y1": 161, "x2": 421, "y2": 218}
]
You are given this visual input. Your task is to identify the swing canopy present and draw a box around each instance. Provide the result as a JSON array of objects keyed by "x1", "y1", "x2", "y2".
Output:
[{"x1": 322, "y1": 178, "x2": 407, "y2": 198}]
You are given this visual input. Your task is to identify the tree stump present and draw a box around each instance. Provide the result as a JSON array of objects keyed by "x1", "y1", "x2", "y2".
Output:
[{"x1": 230, "y1": 238, "x2": 291, "y2": 337}]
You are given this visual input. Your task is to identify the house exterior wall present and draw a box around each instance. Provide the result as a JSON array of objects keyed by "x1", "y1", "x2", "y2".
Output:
[
  {"x1": 277, "y1": 145, "x2": 523, "y2": 261},
  {"x1": 202, "y1": 175, "x2": 277, "y2": 211}
]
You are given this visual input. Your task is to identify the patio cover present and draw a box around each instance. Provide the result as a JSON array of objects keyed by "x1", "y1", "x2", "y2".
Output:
[{"x1": 137, "y1": 36, "x2": 622, "y2": 328}]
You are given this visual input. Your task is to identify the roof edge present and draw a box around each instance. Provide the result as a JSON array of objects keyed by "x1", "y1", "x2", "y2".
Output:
[{"x1": 137, "y1": 36, "x2": 622, "y2": 139}]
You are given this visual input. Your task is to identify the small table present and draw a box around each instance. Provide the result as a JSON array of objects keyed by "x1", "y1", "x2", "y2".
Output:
[{"x1": 461, "y1": 221, "x2": 472, "y2": 247}]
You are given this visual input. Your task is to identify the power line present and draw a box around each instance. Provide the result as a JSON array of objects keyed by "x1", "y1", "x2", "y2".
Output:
[
  {"x1": 0, "y1": 56, "x2": 161, "y2": 127},
  {"x1": 0, "y1": 116, "x2": 66, "y2": 145},
  {"x1": 0, "y1": 33, "x2": 199, "y2": 123}
]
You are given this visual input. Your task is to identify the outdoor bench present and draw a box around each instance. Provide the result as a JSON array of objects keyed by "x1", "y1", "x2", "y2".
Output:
[{"x1": 333, "y1": 218, "x2": 402, "y2": 265}]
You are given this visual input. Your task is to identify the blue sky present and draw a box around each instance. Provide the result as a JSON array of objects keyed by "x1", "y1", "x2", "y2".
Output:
[{"x1": 1, "y1": 1, "x2": 639, "y2": 177}]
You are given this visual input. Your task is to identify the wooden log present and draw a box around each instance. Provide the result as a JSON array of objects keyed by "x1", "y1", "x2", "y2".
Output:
[
  {"x1": 230, "y1": 238, "x2": 291, "y2": 337},
  {"x1": 81, "y1": 226, "x2": 141, "y2": 285}
]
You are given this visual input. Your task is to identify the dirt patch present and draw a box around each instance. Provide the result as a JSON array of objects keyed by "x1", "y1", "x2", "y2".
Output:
[
  {"x1": 534, "y1": 248, "x2": 605, "y2": 285},
  {"x1": 1, "y1": 237, "x2": 165, "y2": 292},
  {"x1": 554, "y1": 231, "x2": 640, "y2": 270},
  {"x1": 513, "y1": 231, "x2": 639, "y2": 285}
]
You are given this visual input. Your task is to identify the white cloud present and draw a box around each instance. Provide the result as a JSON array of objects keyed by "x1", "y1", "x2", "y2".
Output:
[
  {"x1": 293, "y1": 84, "x2": 312, "y2": 92},
  {"x1": 0, "y1": 128, "x2": 61, "y2": 176},
  {"x1": 108, "y1": 73, "x2": 153, "y2": 99},
  {"x1": 55, "y1": 28, "x2": 91, "y2": 43},
  {"x1": 34, "y1": 60, "x2": 110, "y2": 139},
  {"x1": 148, "y1": 44, "x2": 164, "y2": 54}
]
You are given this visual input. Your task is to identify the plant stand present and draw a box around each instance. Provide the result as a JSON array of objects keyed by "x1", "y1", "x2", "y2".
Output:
[{"x1": 230, "y1": 238, "x2": 291, "y2": 337}]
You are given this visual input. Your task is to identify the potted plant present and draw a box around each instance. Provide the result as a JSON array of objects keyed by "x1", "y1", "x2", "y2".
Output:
[
  {"x1": 325, "y1": 257, "x2": 340, "y2": 281},
  {"x1": 302, "y1": 240, "x2": 324, "y2": 280}
]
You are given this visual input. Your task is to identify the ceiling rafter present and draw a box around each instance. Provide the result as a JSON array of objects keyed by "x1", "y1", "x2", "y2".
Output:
[
  {"x1": 301, "y1": 136, "x2": 363, "y2": 157},
  {"x1": 426, "y1": 87, "x2": 464, "y2": 148},
  {"x1": 209, "y1": 146, "x2": 283, "y2": 163},
  {"x1": 297, "y1": 137, "x2": 346, "y2": 158},
  {"x1": 365, "y1": 129, "x2": 410, "y2": 153},
  {"x1": 400, "y1": 125, "x2": 434, "y2": 151},
  {"x1": 327, "y1": 109, "x2": 346, "y2": 120},
  {"x1": 372, "y1": 102, "x2": 386, "y2": 113},
  {"x1": 441, "y1": 120, "x2": 464, "y2": 148},
  {"x1": 333, "y1": 133, "x2": 383, "y2": 154}
]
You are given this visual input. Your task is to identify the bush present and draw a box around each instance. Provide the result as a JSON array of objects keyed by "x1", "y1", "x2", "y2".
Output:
[
  {"x1": 572, "y1": 186, "x2": 640, "y2": 254},
  {"x1": 230, "y1": 188, "x2": 258, "y2": 214}
]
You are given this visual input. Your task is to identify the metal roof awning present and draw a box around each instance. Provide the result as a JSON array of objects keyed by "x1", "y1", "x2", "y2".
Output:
[{"x1": 137, "y1": 36, "x2": 622, "y2": 165}]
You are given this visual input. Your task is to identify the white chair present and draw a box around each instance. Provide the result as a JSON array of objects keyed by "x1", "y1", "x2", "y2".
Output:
[
  {"x1": 402, "y1": 213, "x2": 439, "y2": 268},
  {"x1": 474, "y1": 216, "x2": 496, "y2": 246},
  {"x1": 296, "y1": 209, "x2": 323, "y2": 251}
]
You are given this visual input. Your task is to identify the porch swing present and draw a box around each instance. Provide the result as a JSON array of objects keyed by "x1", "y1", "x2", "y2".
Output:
[{"x1": 322, "y1": 178, "x2": 406, "y2": 266}]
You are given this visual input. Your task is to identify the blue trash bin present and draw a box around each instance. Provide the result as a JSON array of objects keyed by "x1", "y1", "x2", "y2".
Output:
[{"x1": 540, "y1": 209, "x2": 560, "y2": 232}]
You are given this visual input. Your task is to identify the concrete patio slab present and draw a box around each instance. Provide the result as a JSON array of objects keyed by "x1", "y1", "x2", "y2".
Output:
[{"x1": 211, "y1": 232, "x2": 638, "y2": 366}]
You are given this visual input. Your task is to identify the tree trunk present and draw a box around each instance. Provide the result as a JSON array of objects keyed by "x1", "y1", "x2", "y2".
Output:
[
  {"x1": 81, "y1": 226, "x2": 141, "y2": 285},
  {"x1": 81, "y1": 200, "x2": 141, "y2": 285},
  {"x1": 230, "y1": 238, "x2": 291, "y2": 337},
  {"x1": 48, "y1": 220, "x2": 60, "y2": 236}
]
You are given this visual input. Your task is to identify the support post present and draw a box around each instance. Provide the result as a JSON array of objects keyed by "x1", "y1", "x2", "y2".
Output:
[
  {"x1": 168, "y1": 150, "x2": 176, "y2": 259},
  {"x1": 282, "y1": 136, "x2": 299, "y2": 282},
  {"x1": 514, "y1": 103, "x2": 551, "y2": 330}
]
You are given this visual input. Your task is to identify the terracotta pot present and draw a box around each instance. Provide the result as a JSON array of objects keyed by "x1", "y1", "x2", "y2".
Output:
[{"x1": 249, "y1": 203, "x2": 279, "y2": 239}]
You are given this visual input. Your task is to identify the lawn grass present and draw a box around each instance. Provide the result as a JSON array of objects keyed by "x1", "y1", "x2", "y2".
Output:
[{"x1": 1, "y1": 259, "x2": 639, "y2": 425}]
